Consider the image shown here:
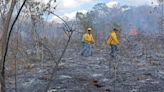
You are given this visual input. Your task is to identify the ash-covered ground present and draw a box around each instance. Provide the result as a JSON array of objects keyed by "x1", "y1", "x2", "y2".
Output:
[{"x1": 6, "y1": 46, "x2": 164, "y2": 92}]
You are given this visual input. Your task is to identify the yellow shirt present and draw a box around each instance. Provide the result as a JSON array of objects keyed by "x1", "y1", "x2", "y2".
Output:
[
  {"x1": 107, "y1": 31, "x2": 119, "y2": 45},
  {"x1": 83, "y1": 33, "x2": 95, "y2": 44}
]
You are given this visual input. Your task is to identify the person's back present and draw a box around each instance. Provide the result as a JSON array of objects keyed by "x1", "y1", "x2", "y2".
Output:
[
  {"x1": 106, "y1": 28, "x2": 120, "y2": 58},
  {"x1": 107, "y1": 31, "x2": 119, "y2": 45}
]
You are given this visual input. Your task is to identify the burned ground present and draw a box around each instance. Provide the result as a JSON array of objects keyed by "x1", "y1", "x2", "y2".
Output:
[{"x1": 5, "y1": 43, "x2": 164, "y2": 92}]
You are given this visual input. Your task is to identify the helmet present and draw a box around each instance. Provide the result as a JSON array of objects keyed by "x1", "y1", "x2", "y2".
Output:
[{"x1": 87, "y1": 28, "x2": 92, "y2": 31}]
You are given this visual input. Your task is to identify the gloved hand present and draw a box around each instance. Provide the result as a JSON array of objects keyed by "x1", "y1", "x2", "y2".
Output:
[{"x1": 90, "y1": 41, "x2": 95, "y2": 44}]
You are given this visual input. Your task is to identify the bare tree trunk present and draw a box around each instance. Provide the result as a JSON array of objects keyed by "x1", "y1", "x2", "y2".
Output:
[
  {"x1": 0, "y1": 0, "x2": 16, "y2": 92},
  {"x1": 13, "y1": 32, "x2": 19, "y2": 92},
  {"x1": 28, "y1": 6, "x2": 41, "y2": 61}
]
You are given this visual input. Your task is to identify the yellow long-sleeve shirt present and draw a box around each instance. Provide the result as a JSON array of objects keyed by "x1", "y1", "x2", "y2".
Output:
[
  {"x1": 107, "y1": 31, "x2": 119, "y2": 45},
  {"x1": 83, "y1": 33, "x2": 95, "y2": 44}
]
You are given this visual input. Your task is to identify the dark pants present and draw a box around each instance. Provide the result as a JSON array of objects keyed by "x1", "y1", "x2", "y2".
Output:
[{"x1": 110, "y1": 45, "x2": 118, "y2": 58}]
